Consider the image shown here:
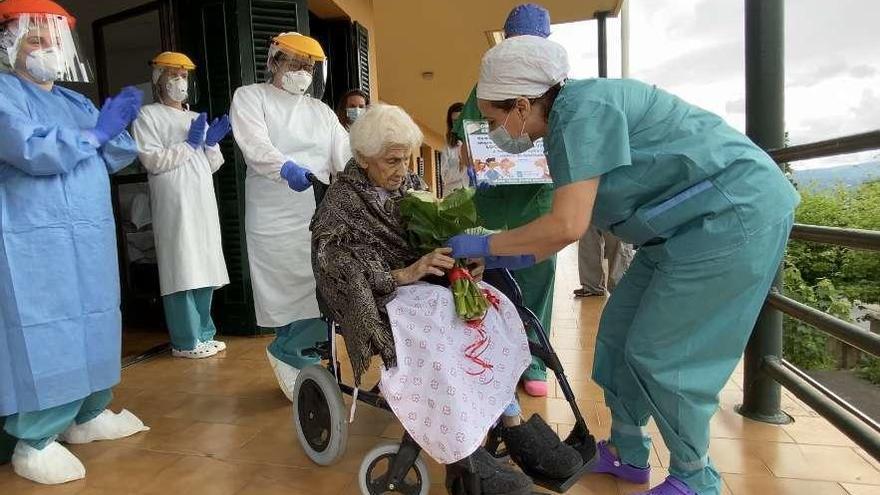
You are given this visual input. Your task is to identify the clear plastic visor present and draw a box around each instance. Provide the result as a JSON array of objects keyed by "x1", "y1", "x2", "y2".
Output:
[
  {"x1": 267, "y1": 44, "x2": 327, "y2": 100},
  {"x1": 0, "y1": 14, "x2": 92, "y2": 83},
  {"x1": 151, "y1": 66, "x2": 199, "y2": 105}
]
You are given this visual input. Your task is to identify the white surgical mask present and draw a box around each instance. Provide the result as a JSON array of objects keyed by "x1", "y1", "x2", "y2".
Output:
[
  {"x1": 281, "y1": 70, "x2": 312, "y2": 95},
  {"x1": 25, "y1": 48, "x2": 63, "y2": 83},
  {"x1": 488, "y1": 109, "x2": 534, "y2": 154},
  {"x1": 164, "y1": 76, "x2": 189, "y2": 103},
  {"x1": 346, "y1": 107, "x2": 365, "y2": 122}
]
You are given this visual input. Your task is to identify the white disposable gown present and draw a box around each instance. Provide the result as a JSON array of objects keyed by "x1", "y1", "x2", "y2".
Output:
[
  {"x1": 230, "y1": 84, "x2": 350, "y2": 327},
  {"x1": 131, "y1": 103, "x2": 229, "y2": 296}
]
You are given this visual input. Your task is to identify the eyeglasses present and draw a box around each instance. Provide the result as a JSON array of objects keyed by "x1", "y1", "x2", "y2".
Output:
[{"x1": 275, "y1": 57, "x2": 314, "y2": 73}]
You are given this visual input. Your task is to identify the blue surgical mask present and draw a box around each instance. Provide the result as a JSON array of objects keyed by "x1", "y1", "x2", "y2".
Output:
[
  {"x1": 346, "y1": 107, "x2": 366, "y2": 122},
  {"x1": 488, "y1": 109, "x2": 534, "y2": 154}
]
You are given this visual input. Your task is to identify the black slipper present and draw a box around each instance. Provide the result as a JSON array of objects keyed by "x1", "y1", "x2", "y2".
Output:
[{"x1": 502, "y1": 414, "x2": 583, "y2": 479}]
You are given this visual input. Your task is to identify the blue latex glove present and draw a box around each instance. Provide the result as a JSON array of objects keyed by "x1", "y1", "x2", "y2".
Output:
[
  {"x1": 484, "y1": 255, "x2": 536, "y2": 271},
  {"x1": 186, "y1": 112, "x2": 208, "y2": 149},
  {"x1": 280, "y1": 161, "x2": 313, "y2": 192},
  {"x1": 92, "y1": 86, "x2": 143, "y2": 145},
  {"x1": 205, "y1": 114, "x2": 231, "y2": 147},
  {"x1": 447, "y1": 234, "x2": 492, "y2": 259}
]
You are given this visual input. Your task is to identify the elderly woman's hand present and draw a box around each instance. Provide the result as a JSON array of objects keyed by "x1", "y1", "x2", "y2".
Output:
[{"x1": 393, "y1": 247, "x2": 455, "y2": 285}]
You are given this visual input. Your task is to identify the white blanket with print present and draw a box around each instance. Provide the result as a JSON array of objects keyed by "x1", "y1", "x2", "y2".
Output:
[{"x1": 380, "y1": 282, "x2": 531, "y2": 464}]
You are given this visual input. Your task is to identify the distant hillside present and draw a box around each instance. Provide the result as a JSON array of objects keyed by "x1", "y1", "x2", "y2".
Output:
[{"x1": 793, "y1": 161, "x2": 880, "y2": 190}]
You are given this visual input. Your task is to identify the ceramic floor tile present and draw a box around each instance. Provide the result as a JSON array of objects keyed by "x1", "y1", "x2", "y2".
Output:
[
  {"x1": 0, "y1": 466, "x2": 87, "y2": 495},
  {"x1": 138, "y1": 456, "x2": 258, "y2": 495},
  {"x1": 380, "y1": 421, "x2": 407, "y2": 440},
  {"x1": 707, "y1": 438, "x2": 773, "y2": 476},
  {"x1": 234, "y1": 465, "x2": 354, "y2": 495},
  {"x1": 556, "y1": 378, "x2": 606, "y2": 401},
  {"x1": 520, "y1": 396, "x2": 578, "y2": 424},
  {"x1": 346, "y1": 404, "x2": 394, "y2": 436},
  {"x1": 752, "y1": 443, "x2": 880, "y2": 484},
  {"x1": 723, "y1": 474, "x2": 850, "y2": 495},
  {"x1": 226, "y1": 427, "x2": 314, "y2": 468},
  {"x1": 565, "y1": 472, "x2": 621, "y2": 494},
  {"x1": 854, "y1": 448, "x2": 880, "y2": 473},
  {"x1": 145, "y1": 421, "x2": 263, "y2": 457},
  {"x1": 710, "y1": 407, "x2": 797, "y2": 443},
  {"x1": 116, "y1": 390, "x2": 192, "y2": 420},
  {"x1": 841, "y1": 482, "x2": 880, "y2": 495},
  {"x1": 782, "y1": 416, "x2": 857, "y2": 447},
  {"x1": 75, "y1": 444, "x2": 182, "y2": 491}
]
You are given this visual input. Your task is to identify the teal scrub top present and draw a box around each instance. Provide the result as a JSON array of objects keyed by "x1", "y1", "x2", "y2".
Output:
[{"x1": 545, "y1": 79, "x2": 799, "y2": 255}]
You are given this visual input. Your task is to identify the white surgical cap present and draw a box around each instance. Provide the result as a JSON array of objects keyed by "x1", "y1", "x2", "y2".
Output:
[{"x1": 477, "y1": 35, "x2": 569, "y2": 101}]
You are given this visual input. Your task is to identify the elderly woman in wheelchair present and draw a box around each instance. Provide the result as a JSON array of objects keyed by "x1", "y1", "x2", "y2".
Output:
[{"x1": 304, "y1": 104, "x2": 583, "y2": 494}]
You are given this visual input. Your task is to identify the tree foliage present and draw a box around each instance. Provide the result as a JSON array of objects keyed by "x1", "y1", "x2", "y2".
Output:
[{"x1": 783, "y1": 180, "x2": 880, "y2": 383}]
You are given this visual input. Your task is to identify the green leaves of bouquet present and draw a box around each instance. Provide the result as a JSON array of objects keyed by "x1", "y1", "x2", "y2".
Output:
[
  {"x1": 399, "y1": 188, "x2": 489, "y2": 321},
  {"x1": 399, "y1": 188, "x2": 481, "y2": 253}
]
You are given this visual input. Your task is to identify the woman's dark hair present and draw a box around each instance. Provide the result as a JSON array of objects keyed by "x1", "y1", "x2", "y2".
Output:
[
  {"x1": 335, "y1": 88, "x2": 370, "y2": 128},
  {"x1": 490, "y1": 82, "x2": 564, "y2": 121},
  {"x1": 445, "y1": 102, "x2": 464, "y2": 147}
]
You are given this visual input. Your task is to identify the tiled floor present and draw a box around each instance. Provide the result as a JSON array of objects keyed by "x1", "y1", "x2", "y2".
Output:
[
  {"x1": 1, "y1": 245, "x2": 878, "y2": 494},
  {"x1": 121, "y1": 327, "x2": 168, "y2": 361}
]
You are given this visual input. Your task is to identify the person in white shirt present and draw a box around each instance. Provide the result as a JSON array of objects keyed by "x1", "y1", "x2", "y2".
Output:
[
  {"x1": 439, "y1": 102, "x2": 470, "y2": 197},
  {"x1": 131, "y1": 51, "x2": 231, "y2": 359},
  {"x1": 229, "y1": 32, "x2": 350, "y2": 400}
]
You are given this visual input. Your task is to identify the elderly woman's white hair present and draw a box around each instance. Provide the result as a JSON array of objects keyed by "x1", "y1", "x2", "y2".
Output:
[{"x1": 349, "y1": 103, "x2": 423, "y2": 161}]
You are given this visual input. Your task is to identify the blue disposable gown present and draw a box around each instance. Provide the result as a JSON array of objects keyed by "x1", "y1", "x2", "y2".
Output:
[{"x1": 0, "y1": 73, "x2": 137, "y2": 416}]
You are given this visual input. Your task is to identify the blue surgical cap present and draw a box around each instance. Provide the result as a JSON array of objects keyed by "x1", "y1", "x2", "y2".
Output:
[{"x1": 503, "y1": 3, "x2": 551, "y2": 38}]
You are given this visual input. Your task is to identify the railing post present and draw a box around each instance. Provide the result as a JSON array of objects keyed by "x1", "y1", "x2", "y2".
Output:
[
  {"x1": 596, "y1": 11, "x2": 608, "y2": 78},
  {"x1": 736, "y1": 0, "x2": 792, "y2": 424}
]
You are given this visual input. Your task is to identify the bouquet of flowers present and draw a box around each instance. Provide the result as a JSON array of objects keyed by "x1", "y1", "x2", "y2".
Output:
[{"x1": 399, "y1": 188, "x2": 489, "y2": 321}]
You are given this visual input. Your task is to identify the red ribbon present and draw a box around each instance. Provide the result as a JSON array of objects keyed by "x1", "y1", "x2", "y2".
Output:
[
  {"x1": 463, "y1": 319, "x2": 493, "y2": 377},
  {"x1": 482, "y1": 289, "x2": 501, "y2": 310},
  {"x1": 448, "y1": 266, "x2": 473, "y2": 284}
]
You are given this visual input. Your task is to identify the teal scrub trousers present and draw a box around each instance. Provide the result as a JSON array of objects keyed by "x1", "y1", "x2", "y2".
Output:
[
  {"x1": 268, "y1": 318, "x2": 327, "y2": 368},
  {"x1": 476, "y1": 184, "x2": 556, "y2": 382},
  {"x1": 2, "y1": 389, "x2": 112, "y2": 451},
  {"x1": 163, "y1": 288, "x2": 217, "y2": 351},
  {"x1": 592, "y1": 215, "x2": 793, "y2": 495}
]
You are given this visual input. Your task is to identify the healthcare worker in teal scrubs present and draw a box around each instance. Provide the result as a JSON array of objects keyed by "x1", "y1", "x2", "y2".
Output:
[{"x1": 448, "y1": 36, "x2": 799, "y2": 495}]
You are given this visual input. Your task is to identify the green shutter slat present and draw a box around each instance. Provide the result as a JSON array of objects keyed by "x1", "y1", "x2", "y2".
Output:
[
  {"x1": 353, "y1": 22, "x2": 370, "y2": 95},
  {"x1": 191, "y1": 0, "x2": 256, "y2": 333},
  {"x1": 250, "y1": 0, "x2": 300, "y2": 81}
]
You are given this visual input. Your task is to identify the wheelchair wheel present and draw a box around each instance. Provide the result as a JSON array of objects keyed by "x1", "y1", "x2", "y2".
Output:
[
  {"x1": 358, "y1": 443, "x2": 430, "y2": 495},
  {"x1": 292, "y1": 364, "x2": 348, "y2": 466}
]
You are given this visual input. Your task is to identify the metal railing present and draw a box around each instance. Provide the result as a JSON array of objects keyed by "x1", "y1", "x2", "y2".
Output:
[{"x1": 738, "y1": 130, "x2": 880, "y2": 461}]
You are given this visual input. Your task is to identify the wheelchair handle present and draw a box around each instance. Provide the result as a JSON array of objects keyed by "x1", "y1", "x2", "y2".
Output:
[{"x1": 309, "y1": 173, "x2": 330, "y2": 206}]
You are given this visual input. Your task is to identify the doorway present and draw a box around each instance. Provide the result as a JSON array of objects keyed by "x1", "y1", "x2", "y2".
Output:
[{"x1": 91, "y1": 1, "x2": 174, "y2": 361}]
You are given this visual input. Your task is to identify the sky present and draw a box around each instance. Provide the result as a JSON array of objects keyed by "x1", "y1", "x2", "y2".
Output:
[{"x1": 548, "y1": 0, "x2": 880, "y2": 170}]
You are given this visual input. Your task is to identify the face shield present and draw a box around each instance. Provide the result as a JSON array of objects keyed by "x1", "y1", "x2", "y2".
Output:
[
  {"x1": 0, "y1": 14, "x2": 92, "y2": 83},
  {"x1": 267, "y1": 43, "x2": 327, "y2": 100},
  {"x1": 151, "y1": 66, "x2": 199, "y2": 106}
]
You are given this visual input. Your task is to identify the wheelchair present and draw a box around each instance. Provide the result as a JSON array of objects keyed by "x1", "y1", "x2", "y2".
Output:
[{"x1": 291, "y1": 178, "x2": 599, "y2": 494}]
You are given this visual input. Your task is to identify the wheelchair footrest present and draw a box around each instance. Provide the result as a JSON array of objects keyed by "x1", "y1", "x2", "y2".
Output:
[{"x1": 529, "y1": 447, "x2": 598, "y2": 493}]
